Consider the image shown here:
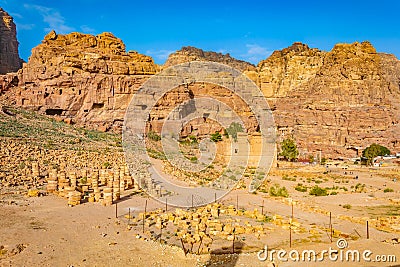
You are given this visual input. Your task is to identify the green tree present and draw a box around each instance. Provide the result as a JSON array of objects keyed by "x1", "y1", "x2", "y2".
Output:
[
  {"x1": 362, "y1": 143, "x2": 390, "y2": 165},
  {"x1": 225, "y1": 122, "x2": 244, "y2": 142},
  {"x1": 279, "y1": 138, "x2": 299, "y2": 161}
]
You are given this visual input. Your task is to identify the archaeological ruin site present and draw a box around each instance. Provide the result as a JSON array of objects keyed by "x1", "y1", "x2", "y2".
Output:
[{"x1": 0, "y1": 5, "x2": 399, "y2": 267}]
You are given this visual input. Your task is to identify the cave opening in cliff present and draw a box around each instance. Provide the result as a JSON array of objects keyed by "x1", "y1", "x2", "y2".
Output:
[
  {"x1": 45, "y1": 108, "x2": 63, "y2": 116},
  {"x1": 92, "y1": 103, "x2": 104, "y2": 109}
]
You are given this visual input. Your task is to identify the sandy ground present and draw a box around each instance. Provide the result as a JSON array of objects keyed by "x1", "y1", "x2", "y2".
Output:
[
  {"x1": 1, "y1": 192, "x2": 399, "y2": 267},
  {"x1": 1, "y1": 164, "x2": 399, "y2": 266}
]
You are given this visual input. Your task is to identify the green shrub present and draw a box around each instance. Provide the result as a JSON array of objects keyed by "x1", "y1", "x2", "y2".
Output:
[
  {"x1": 354, "y1": 183, "x2": 366, "y2": 193},
  {"x1": 309, "y1": 185, "x2": 328, "y2": 196},
  {"x1": 210, "y1": 131, "x2": 222, "y2": 142},
  {"x1": 147, "y1": 131, "x2": 161, "y2": 141},
  {"x1": 103, "y1": 162, "x2": 111, "y2": 169},
  {"x1": 188, "y1": 135, "x2": 198, "y2": 144},
  {"x1": 295, "y1": 183, "x2": 307, "y2": 192},
  {"x1": 146, "y1": 148, "x2": 166, "y2": 160},
  {"x1": 343, "y1": 204, "x2": 351, "y2": 209},
  {"x1": 384, "y1": 188, "x2": 394, "y2": 193},
  {"x1": 269, "y1": 184, "x2": 289, "y2": 197},
  {"x1": 282, "y1": 175, "x2": 296, "y2": 181}
]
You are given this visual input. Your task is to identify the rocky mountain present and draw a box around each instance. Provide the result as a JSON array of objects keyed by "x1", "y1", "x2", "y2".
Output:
[
  {"x1": 164, "y1": 46, "x2": 256, "y2": 72},
  {"x1": 263, "y1": 41, "x2": 400, "y2": 158},
  {"x1": 163, "y1": 42, "x2": 400, "y2": 158},
  {"x1": 3, "y1": 30, "x2": 159, "y2": 131},
  {"x1": 0, "y1": 8, "x2": 23, "y2": 74},
  {"x1": 1, "y1": 21, "x2": 399, "y2": 158}
]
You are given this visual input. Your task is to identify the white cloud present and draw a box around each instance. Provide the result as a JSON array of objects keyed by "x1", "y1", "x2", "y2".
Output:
[
  {"x1": 241, "y1": 44, "x2": 272, "y2": 64},
  {"x1": 80, "y1": 25, "x2": 95, "y2": 34},
  {"x1": 10, "y1": 12, "x2": 23, "y2": 19},
  {"x1": 145, "y1": 49, "x2": 175, "y2": 63},
  {"x1": 17, "y1": 23, "x2": 35, "y2": 30},
  {"x1": 24, "y1": 4, "x2": 75, "y2": 34}
]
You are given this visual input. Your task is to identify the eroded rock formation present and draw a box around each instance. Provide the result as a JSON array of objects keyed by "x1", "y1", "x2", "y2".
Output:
[
  {"x1": 261, "y1": 41, "x2": 400, "y2": 158},
  {"x1": 2, "y1": 27, "x2": 399, "y2": 158},
  {"x1": 164, "y1": 46, "x2": 256, "y2": 72},
  {"x1": 0, "y1": 8, "x2": 22, "y2": 74},
  {"x1": 10, "y1": 31, "x2": 159, "y2": 131}
]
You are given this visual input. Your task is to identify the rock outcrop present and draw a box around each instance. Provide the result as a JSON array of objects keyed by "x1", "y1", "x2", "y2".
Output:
[
  {"x1": 0, "y1": 8, "x2": 22, "y2": 74},
  {"x1": 257, "y1": 42, "x2": 325, "y2": 97},
  {"x1": 2, "y1": 29, "x2": 399, "y2": 158},
  {"x1": 262, "y1": 41, "x2": 400, "y2": 158},
  {"x1": 164, "y1": 46, "x2": 256, "y2": 72},
  {"x1": 9, "y1": 31, "x2": 159, "y2": 131}
]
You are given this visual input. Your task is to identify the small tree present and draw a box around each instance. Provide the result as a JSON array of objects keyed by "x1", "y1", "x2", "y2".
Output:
[
  {"x1": 225, "y1": 122, "x2": 244, "y2": 142},
  {"x1": 279, "y1": 138, "x2": 299, "y2": 162},
  {"x1": 362, "y1": 143, "x2": 390, "y2": 165}
]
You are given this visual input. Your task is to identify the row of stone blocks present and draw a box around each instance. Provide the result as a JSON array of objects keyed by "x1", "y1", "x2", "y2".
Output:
[{"x1": 44, "y1": 165, "x2": 139, "y2": 206}]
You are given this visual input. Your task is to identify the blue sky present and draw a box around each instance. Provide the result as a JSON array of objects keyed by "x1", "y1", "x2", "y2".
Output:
[{"x1": 1, "y1": 0, "x2": 399, "y2": 64}]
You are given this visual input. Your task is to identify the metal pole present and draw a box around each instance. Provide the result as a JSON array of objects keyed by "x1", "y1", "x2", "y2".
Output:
[
  {"x1": 290, "y1": 201, "x2": 293, "y2": 248},
  {"x1": 214, "y1": 192, "x2": 217, "y2": 203},
  {"x1": 291, "y1": 201, "x2": 294, "y2": 219},
  {"x1": 261, "y1": 199, "x2": 264, "y2": 215},
  {"x1": 143, "y1": 199, "x2": 147, "y2": 233},
  {"x1": 232, "y1": 233, "x2": 235, "y2": 253},
  {"x1": 330, "y1": 212, "x2": 333, "y2": 242},
  {"x1": 367, "y1": 221, "x2": 369, "y2": 239},
  {"x1": 115, "y1": 202, "x2": 118, "y2": 218},
  {"x1": 289, "y1": 220, "x2": 292, "y2": 248},
  {"x1": 128, "y1": 208, "x2": 131, "y2": 225},
  {"x1": 160, "y1": 221, "x2": 162, "y2": 243}
]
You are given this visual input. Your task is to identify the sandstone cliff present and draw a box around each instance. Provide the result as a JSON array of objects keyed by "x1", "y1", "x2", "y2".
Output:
[
  {"x1": 9, "y1": 30, "x2": 159, "y2": 131},
  {"x1": 0, "y1": 8, "x2": 22, "y2": 74},
  {"x1": 164, "y1": 46, "x2": 256, "y2": 72},
  {"x1": 2, "y1": 26, "x2": 399, "y2": 158},
  {"x1": 263, "y1": 41, "x2": 400, "y2": 158}
]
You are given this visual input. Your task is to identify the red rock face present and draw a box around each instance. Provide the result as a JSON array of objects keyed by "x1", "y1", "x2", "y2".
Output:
[
  {"x1": 148, "y1": 83, "x2": 259, "y2": 137},
  {"x1": 1, "y1": 28, "x2": 399, "y2": 159},
  {"x1": 8, "y1": 31, "x2": 160, "y2": 131},
  {"x1": 261, "y1": 42, "x2": 400, "y2": 158},
  {"x1": 164, "y1": 46, "x2": 256, "y2": 72},
  {"x1": 0, "y1": 8, "x2": 23, "y2": 74}
]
